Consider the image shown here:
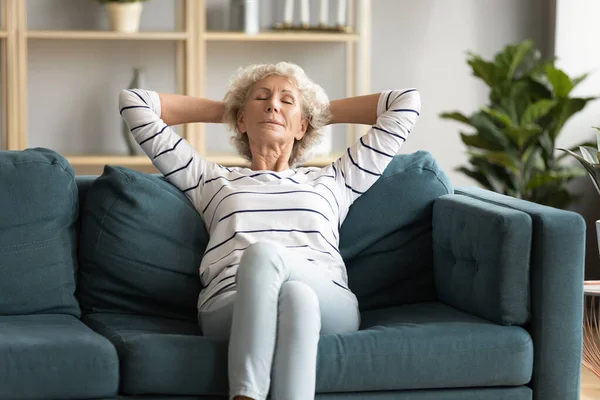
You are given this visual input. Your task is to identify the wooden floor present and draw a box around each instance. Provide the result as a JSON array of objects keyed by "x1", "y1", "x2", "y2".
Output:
[{"x1": 582, "y1": 365, "x2": 600, "y2": 400}]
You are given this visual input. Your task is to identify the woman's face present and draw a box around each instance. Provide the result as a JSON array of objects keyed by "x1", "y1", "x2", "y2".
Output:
[{"x1": 237, "y1": 75, "x2": 308, "y2": 150}]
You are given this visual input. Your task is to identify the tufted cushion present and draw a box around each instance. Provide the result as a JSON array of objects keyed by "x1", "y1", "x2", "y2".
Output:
[
  {"x1": 432, "y1": 194, "x2": 531, "y2": 325},
  {"x1": 340, "y1": 151, "x2": 453, "y2": 310},
  {"x1": 77, "y1": 165, "x2": 209, "y2": 322},
  {"x1": 0, "y1": 148, "x2": 80, "y2": 317}
]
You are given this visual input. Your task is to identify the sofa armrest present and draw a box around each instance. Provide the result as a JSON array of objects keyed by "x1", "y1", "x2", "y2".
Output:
[
  {"x1": 449, "y1": 186, "x2": 585, "y2": 400},
  {"x1": 432, "y1": 193, "x2": 532, "y2": 326}
]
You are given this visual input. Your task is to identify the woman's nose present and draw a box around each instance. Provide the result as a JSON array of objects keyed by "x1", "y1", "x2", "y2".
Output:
[{"x1": 265, "y1": 101, "x2": 279, "y2": 112}]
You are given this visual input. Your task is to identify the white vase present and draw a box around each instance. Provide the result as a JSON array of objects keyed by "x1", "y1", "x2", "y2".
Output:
[{"x1": 106, "y1": 2, "x2": 143, "y2": 33}]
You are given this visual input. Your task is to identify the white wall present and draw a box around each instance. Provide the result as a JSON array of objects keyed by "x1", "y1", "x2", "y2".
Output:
[
  {"x1": 553, "y1": 0, "x2": 600, "y2": 278},
  {"x1": 554, "y1": 0, "x2": 600, "y2": 149},
  {"x1": 371, "y1": 0, "x2": 552, "y2": 186}
]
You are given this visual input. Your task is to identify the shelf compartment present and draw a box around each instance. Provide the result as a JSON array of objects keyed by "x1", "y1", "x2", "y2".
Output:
[
  {"x1": 205, "y1": 31, "x2": 359, "y2": 43},
  {"x1": 26, "y1": 31, "x2": 188, "y2": 41}
]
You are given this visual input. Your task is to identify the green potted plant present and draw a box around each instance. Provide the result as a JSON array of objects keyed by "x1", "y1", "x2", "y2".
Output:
[
  {"x1": 96, "y1": 0, "x2": 149, "y2": 33},
  {"x1": 440, "y1": 39, "x2": 597, "y2": 208}
]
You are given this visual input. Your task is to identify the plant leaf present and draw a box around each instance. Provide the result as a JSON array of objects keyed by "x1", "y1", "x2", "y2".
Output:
[
  {"x1": 504, "y1": 125, "x2": 542, "y2": 148},
  {"x1": 580, "y1": 146, "x2": 599, "y2": 164},
  {"x1": 481, "y1": 106, "x2": 515, "y2": 127},
  {"x1": 468, "y1": 111, "x2": 511, "y2": 148},
  {"x1": 506, "y1": 40, "x2": 535, "y2": 80},
  {"x1": 521, "y1": 99, "x2": 558, "y2": 125},
  {"x1": 468, "y1": 155, "x2": 518, "y2": 194},
  {"x1": 468, "y1": 53, "x2": 502, "y2": 87},
  {"x1": 548, "y1": 97, "x2": 596, "y2": 140},
  {"x1": 439, "y1": 112, "x2": 471, "y2": 125},
  {"x1": 469, "y1": 151, "x2": 518, "y2": 173},
  {"x1": 526, "y1": 168, "x2": 585, "y2": 190},
  {"x1": 557, "y1": 147, "x2": 600, "y2": 195},
  {"x1": 460, "y1": 132, "x2": 501, "y2": 150},
  {"x1": 522, "y1": 146, "x2": 544, "y2": 184},
  {"x1": 556, "y1": 140, "x2": 596, "y2": 161},
  {"x1": 546, "y1": 64, "x2": 574, "y2": 98}
]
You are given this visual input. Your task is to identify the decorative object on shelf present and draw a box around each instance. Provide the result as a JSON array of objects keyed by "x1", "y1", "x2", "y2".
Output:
[
  {"x1": 274, "y1": 0, "x2": 351, "y2": 32},
  {"x1": 122, "y1": 68, "x2": 147, "y2": 156},
  {"x1": 229, "y1": 0, "x2": 259, "y2": 34},
  {"x1": 96, "y1": 0, "x2": 148, "y2": 33}
]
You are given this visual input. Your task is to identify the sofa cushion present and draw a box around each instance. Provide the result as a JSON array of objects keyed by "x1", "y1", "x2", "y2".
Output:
[
  {"x1": 82, "y1": 301, "x2": 532, "y2": 396},
  {"x1": 77, "y1": 165, "x2": 209, "y2": 322},
  {"x1": 340, "y1": 151, "x2": 453, "y2": 310},
  {"x1": 0, "y1": 314, "x2": 119, "y2": 400},
  {"x1": 0, "y1": 148, "x2": 80, "y2": 317}
]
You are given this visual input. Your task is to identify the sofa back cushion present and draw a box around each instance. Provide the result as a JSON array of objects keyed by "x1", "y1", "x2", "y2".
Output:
[
  {"x1": 340, "y1": 151, "x2": 453, "y2": 310},
  {"x1": 77, "y1": 166, "x2": 208, "y2": 322},
  {"x1": 0, "y1": 148, "x2": 80, "y2": 317},
  {"x1": 77, "y1": 151, "x2": 452, "y2": 320}
]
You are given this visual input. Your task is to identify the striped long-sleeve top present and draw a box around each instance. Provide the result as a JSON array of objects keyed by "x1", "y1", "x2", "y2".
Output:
[{"x1": 119, "y1": 88, "x2": 421, "y2": 309}]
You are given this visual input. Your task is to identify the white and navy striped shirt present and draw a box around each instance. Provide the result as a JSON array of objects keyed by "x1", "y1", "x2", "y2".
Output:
[{"x1": 119, "y1": 88, "x2": 421, "y2": 309}]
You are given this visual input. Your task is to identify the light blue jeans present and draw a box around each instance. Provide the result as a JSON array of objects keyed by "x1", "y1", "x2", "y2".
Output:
[{"x1": 198, "y1": 241, "x2": 361, "y2": 400}]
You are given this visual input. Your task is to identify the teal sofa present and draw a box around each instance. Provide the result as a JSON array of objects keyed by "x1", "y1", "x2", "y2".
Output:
[{"x1": 0, "y1": 147, "x2": 585, "y2": 400}]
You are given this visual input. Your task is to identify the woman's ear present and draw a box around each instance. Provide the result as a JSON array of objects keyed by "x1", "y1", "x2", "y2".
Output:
[
  {"x1": 295, "y1": 117, "x2": 309, "y2": 140},
  {"x1": 236, "y1": 109, "x2": 246, "y2": 134}
]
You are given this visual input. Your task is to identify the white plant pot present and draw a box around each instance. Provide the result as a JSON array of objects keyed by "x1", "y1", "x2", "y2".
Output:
[{"x1": 106, "y1": 2, "x2": 143, "y2": 33}]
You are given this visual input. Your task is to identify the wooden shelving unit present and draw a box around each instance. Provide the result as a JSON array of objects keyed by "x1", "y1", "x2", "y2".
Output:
[
  {"x1": 0, "y1": 0, "x2": 371, "y2": 173},
  {"x1": 204, "y1": 31, "x2": 359, "y2": 43},
  {"x1": 26, "y1": 31, "x2": 189, "y2": 40}
]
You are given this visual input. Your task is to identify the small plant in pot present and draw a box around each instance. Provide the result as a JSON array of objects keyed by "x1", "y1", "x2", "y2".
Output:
[{"x1": 96, "y1": 0, "x2": 149, "y2": 33}]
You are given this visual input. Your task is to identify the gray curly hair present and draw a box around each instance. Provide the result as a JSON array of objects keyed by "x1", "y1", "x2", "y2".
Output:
[{"x1": 222, "y1": 62, "x2": 331, "y2": 167}]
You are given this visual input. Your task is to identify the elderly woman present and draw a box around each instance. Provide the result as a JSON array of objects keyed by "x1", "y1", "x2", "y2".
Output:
[{"x1": 119, "y1": 61, "x2": 420, "y2": 400}]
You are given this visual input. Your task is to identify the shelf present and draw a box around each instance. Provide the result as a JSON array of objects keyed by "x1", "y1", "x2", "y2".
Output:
[
  {"x1": 66, "y1": 155, "x2": 152, "y2": 166},
  {"x1": 66, "y1": 154, "x2": 338, "y2": 168},
  {"x1": 204, "y1": 31, "x2": 359, "y2": 43},
  {"x1": 0, "y1": 31, "x2": 7, "y2": 39},
  {"x1": 26, "y1": 31, "x2": 188, "y2": 41}
]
